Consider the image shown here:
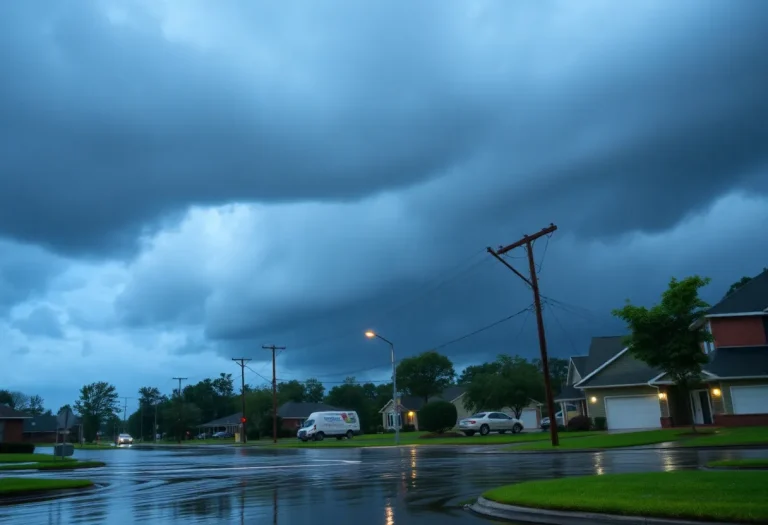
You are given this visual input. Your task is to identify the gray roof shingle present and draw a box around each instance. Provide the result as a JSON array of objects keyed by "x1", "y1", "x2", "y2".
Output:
[
  {"x1": 385, "y1": 386, "x2": 466, "y2": 411},
  {"x1": 200, "y1": 412, "x2": 243, "y2": 427},
  {"x1": 583, "y1": 336, "x2": 628, "y2": 376},
  {"x1": 23, "y1": 414, "x2": 82, "y2": 433},
  {"x1": 571, "y1": 356, "x2": 589, "y2": 376},
  {"x1": 555, "y1": 384, "x2": 585, "y2": 402},
  {"x1": 706, "y1": 346, "x2": 768, "y2": 377},
  {"x1": 277, "y1": 402, "x2": 343, "y2": 419},
  {"x1": 707, "y1": 269, "x2": 768, "y2": 316},
  {"x1": 0, "y1": 404, "x2": 31, "y2": 419}
]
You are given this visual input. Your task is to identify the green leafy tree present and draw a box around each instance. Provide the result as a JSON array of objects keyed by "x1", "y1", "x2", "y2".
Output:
[
  {"x1": 458, "y1": 362, "x2": 501, "y2": 385},
  {"x1": 58, "y1": 403, "x2": 74, "y2": 415},
  {"x1": 0, "y1": 390, "x2": 30, "y2": 411},
  {"x1": 162, "y1": 401, "x2": 201, "y2": 441},
  {"x1": 27, "y1": 395, "x2": 46, "y2": 415},
  {"x1": 396, "y1": 351, "x2": 455, "y2": 403},
  {"x1": 0, "y1": 390, "x2": 13, "y2": 408},
  {"x1": 75, "y1": 382, "x2": 120, "y2": 442},
  {"x1": 419, "y1": 401, "x2": 458, "y2": 433},
  {"x1": 244, "y1": 387, "x2": 274, "y2": 439},
  {"x1": 463, "y1": 355, "x2": 544, "y2": 418},
  {"x1": 277, "y1": 380, "x2": 306, "y2": 404},
  {"x1": 325, "y1": 378, "x2": 378, "y2": 433},
  {"x1": 304, "y1": 378, "x2": 325, "y2": 403},
  {"x1": 612, "y1": 275, "x2": 713, "y2": 432},
  {"x1": 724, "y1": 268, "x2": 766, "y2": 297},
  {"x1": 532, "y1": 357, "x2": 569, "y2": 395}
]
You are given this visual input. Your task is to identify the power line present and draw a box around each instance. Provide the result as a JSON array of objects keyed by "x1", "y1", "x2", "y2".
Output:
[
  {"x1": 535, "y1": 233, "x2": 553, "y2": 274},
  {"x1": 543, "y1": 301, "x2": 578, "y2": 357},
  {"x1": 433, "y1": 305, "x2": 533, "y2": 350}
]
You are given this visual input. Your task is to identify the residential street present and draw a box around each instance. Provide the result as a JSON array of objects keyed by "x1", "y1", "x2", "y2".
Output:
[{"x1": 2, "y1": 445, "x2": 767, "y2": 524}]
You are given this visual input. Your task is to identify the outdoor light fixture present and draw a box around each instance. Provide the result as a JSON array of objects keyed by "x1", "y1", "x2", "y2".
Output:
[
  {"x1": 712, "y1": 388, "x2": 722, "y2": 397},
  {"x1": 365, "y1": 331, "x2": 376, "y2": 338},
  {"x1": 407, "y1": 411, "x2": 414, "y2": 417},
  {"x1": 590, "y1": 396, "x2": 597, "y2": 404},
  {"x1": 658, "y1": 392, "x2": 667, "y2": 400}
]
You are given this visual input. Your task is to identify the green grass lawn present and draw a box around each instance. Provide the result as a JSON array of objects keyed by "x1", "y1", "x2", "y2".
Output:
[
  {"x1": 0, "y1": 453, "x2": 65, "y2": 463},
  {"x1": 0, "y1": 453, "x2": 105, "y2": 471},
  {"x1": 513, "y1": 429, "x2": 693, "y2": 451},
  {"x1": 0, "y1": 478, "x2": 93, "y2": 496},
  {"x1": 680, "y1": 426, "x2": 768, "y2": 447},
  {"x1": 708, "y1": 459, "x2": 768, "y2": 469},
  {"x1": 483, "y1": 471, "x2": 768, "y2": 523},
  {"x1": 34, "y1": 443, "x2": 120, "y2": 450}
]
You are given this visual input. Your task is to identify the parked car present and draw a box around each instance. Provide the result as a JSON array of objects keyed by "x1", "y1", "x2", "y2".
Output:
[
  {"x1": 298, "y1": 411, "x2": 361, "y2": 442},
  {"x1": 541, "y1": 404, "x2": 580, "y2": 430},
  {"x1": 212, "y1": 431, "x2": 233, "y2": 438},
  {"x1": 459, "y1": 412, "x2": 523, "y2": 436},
  {"x1": 117, "y1": 433, "x2": 133, "y2": 445}
]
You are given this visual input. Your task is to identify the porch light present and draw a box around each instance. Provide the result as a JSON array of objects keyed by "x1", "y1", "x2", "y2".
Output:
[
  {"x1": 711, "y1": 388, "x2": 722, "y2": 397},
  {"x1": 658, "y1": 392, "x2": 667, "y2": 400},
  {"x1": 589, "y1": 396, "x2": 597, "y2": 404},
  {"x1": 407, "y1": 411, "x2": 414, "y2": 417}
]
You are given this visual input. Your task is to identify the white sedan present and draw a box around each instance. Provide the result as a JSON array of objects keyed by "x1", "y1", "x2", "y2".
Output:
[
  {"x1": 459, "y1": 412, "x2": 524, "y2": 436},
  {"x1": 117, "y1": 433, "x2": 134, "y2": 445}
]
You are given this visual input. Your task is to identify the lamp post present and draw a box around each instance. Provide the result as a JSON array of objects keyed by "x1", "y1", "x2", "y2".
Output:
[{"x1": 365, "y1": 330, "x2": 399, "y2": 446}]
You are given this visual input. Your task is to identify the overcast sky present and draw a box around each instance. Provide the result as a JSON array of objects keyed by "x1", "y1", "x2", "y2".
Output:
[{"x1": 2, "y1": 0, "x2": 767, "y2": 413}]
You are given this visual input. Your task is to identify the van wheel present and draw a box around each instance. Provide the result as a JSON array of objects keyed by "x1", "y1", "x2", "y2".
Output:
[
  {"x1": 314, "y1": 432, "x2": 325, "y2": 442},
  {"x1": 346, "y1": 430, "x2": 354, "y2": 440},
  {"x1": 480, "y1": 424, "x2": 490, "y2": 436}
]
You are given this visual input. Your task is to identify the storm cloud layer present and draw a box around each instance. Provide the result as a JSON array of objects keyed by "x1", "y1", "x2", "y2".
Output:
[{"x1": 1, "y1": 0, "x2": 767, "y2": 409}]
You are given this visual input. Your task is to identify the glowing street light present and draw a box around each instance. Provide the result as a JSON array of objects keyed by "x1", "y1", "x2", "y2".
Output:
[{"x1": 365, "y1": 330, "x2": 399, "y2": 446}]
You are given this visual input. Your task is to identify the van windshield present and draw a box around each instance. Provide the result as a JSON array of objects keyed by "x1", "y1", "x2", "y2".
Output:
[{"x1": 303, "y1": 419, "x2": 315, "y2": 428}]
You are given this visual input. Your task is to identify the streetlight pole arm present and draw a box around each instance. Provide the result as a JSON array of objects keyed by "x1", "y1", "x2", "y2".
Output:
[{"x1": 374, "y1": 333, "x2": 394, "y2": 346}]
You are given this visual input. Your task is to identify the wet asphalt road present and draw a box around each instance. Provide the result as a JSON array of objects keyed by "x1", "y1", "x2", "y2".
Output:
[{"x1": 2, "y1": 445, "x2": 767, "y2": 525}]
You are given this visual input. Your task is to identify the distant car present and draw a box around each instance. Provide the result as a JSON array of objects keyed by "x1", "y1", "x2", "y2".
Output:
[
  {"x1": 459, "y1": 412, "x2": 523, "y2": 436},
  {"x1": 212, "y1": 431, "x2": 233, "y2": 438},
  {"x1": 117, "y1": 433, "x2": 133, "y2": 445}
]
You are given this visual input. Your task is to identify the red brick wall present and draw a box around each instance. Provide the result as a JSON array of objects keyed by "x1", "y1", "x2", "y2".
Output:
[
  {"x1": 714, "y1": 414, "x2": 768, "y2": 427},
  {"x1": 1, "y1": 420, "x2": 24, "y2": 442},
  {"x1": 282, "y1": 418, "x2": 303, "y2": 431},
  {"x1": 710, "y1": 317, "x2": 767, "y2": 348}
]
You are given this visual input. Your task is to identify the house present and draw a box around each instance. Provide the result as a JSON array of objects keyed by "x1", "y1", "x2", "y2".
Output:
[
  {"x1": 199, "y1": 412, "x2": 243, "y2": 435},
  {"x1": 553, "y1": 355, "x2": 591, "y2": 424},
  {"x1": 277, "y1": 402, "x2": 343, "y2": 432},
  {"x1": 570, "y1": 271, "x2": 768, "y2": 430},
  {"x1": 0, "y1": 404, "x2": 31, "y2": 443},
  {"x1": 22, "y1": 414, "x2": 82, "y2": 443},
  {"x1": 379, "y1": 386, "x2": 542, "y2": 431}
]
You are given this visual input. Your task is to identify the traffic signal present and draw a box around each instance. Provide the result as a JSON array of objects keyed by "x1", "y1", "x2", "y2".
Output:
[{"x1": 241, "y1": 417, "x2": 246, "y2": 424}]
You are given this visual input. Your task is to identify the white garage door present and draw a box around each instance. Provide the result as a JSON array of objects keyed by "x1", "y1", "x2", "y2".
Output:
[
  {"x1": 520, "y1": 408, "x2": 538, "y2": 429},
  {"x1": 605, "y1": 396, "x2": 661, "y2": 430},
  {"x1": 731, "y1": 385, "x2": 768, "y2": 414}
]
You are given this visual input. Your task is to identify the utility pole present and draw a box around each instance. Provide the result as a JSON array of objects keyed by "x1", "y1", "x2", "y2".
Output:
[
  {"x1": 488, "y1": 223, "x2": 560, "y2": 447},
  {"x1": 172, "y1": 377, "x2": 187, "y2": 443},
  {"x1": 262, "y1": 345, "x2": 286, "y2": 443},
  {"x1": 232, "y1": 358, "x2": 252, "y2": 444},
  {"x1": 122, "y1": 396, "x2": 132, "y2": 434}
]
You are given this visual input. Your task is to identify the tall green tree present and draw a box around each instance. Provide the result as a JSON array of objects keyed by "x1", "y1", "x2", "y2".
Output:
[
  {"x1": 612, "y1": 275, "x2": 713, "y2": 431},
  {"x1": 304, "y1": 378, "x2": 325, "y2": 403},
  {"x1": 75, "y1": 381, "x2": 120, "y2": 442},
  {"x1": 325, "y1": 378, "x2": 377, "y2": 432},
  {"x1": 27, "y1": 395, "x2": 46, "y2": 415},
  {"x1": 458, "y1": 362, "x2": 502, "y2": 385},
  {"x1": 532, "y1": 357, "x2": 569, "y2": 394},
  {"x1": 0, "y1": 390, "x2": 30, "y2": 411},
  {"x1": 463, "y1": 355, "x2": 544, "y2": 418},
  {"x1": 0, "y1": 390, "x2": 13, "y2": 408},
  {"x1": 277, "y1": 380, "x2": 306, "y2": 404},
  {"x1": 724, "y1": 268, "x2": 766, "y2": 297},
  {"x1": 396, "y1": 351, "x2": 455, "y2": 403},
  {"x1": 244, "y1": 387, "x2": 275, "y2": 439}
]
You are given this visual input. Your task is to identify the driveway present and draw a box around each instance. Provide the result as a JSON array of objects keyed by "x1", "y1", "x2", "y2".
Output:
[{"x1": 1, "y1": 445, "x2": 767, "y2": 524}]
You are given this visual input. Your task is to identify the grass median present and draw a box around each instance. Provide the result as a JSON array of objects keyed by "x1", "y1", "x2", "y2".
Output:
[
  {"x1": 482, "y1": 471, "x2": 768, "y2": 523},
  {"x1": 0, "y1": 478, "x2": 93, "y2": 496},
  {"x1": 0, "y1": 453, "x2": 105, "y2": 471},
  {"x1": 708, "y1": 459, "x2": 768, "y2": 469}
]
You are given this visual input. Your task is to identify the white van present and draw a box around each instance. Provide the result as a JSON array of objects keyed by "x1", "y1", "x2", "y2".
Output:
[{"x1": 297, "y1": 411, "x2": 360, "y2": 442}]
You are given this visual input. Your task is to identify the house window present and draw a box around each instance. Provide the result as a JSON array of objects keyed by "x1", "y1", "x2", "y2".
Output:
[{"x1": 387, "y1": 413, "x2": 402, "y2": 428}]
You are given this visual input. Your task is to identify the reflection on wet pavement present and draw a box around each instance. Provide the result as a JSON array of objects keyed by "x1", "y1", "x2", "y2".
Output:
[{"x1": 1, "y1": 445, "x2": 766, "y2": 524}]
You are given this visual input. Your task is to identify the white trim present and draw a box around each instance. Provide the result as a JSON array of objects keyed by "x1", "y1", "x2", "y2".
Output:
[
  {"x1": 689, "y1": 389, "x2": 714, "y2": 425},
  {"x1": 717, "y1": 375, "x2": 768, "y2": 380},
  {"x1": 647, "y1": 370, "x2": 720, "y2": 386},
  {"x1": 573, "y1": 347, "x2": 629, "y2": 388},
  {"x1": 579, "y1": 383, "x2": 655, "y2": 389},
  {"x1": 706, "y1": 312, "x2": 768, "y2": 318},
  {"x1": 603, "y1": 394, "x2": 663, "y2": 430},
  {"x1": 378, "y1": 399, "x2": 394, "y2": 414}
]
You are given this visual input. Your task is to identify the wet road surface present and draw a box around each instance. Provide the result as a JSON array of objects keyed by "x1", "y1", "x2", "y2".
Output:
[{"x1": 1, "y1": 445, "x2": 767, "y2": 524}]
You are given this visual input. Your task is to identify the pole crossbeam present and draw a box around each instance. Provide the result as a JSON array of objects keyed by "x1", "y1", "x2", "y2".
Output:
[{"x1": 487, "y1": 223, "x2": 560, "y2": 447}]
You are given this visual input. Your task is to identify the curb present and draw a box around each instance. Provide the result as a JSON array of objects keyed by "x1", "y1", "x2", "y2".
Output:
[
  {"x1": 469, "y1": 496, "x2": 738, "y2": 525},
  {"x1": 506, "y1": 443, "x2": 768, "y2": 454}
]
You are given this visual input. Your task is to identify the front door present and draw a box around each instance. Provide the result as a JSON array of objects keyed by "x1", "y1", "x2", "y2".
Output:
[{"x1": 690, "y1": 390, "x2": 713, "y2": 425}]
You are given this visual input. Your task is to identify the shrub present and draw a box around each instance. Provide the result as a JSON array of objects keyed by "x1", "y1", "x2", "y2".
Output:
[
  {"x1": 419, "y1": 401, "x2": 458, "y2": 434},
  {"x1": 420, "y1": 431, "x2": 464, "y2": 439},
  {"x1": 594, "y1": 416, "x2": 607, "y2": 431},
  {"x1": 376, "y1": 425, "x2": 384, "y2": 434},
  {"x1": 386, "y1": 427, "x2": 396, "y2": 433},
  {"x1": 0, "y1": 442, "x2": 35, "y2": 454},
  {"x1": 567, "y1": 415, "x2": 592, "y2": 431},
  {"x1": 402, "y1": 424, "x2": 416, "y2": 433},
  {"x1": 557, "y1": 424, "x2": 566, "y2": 432}
]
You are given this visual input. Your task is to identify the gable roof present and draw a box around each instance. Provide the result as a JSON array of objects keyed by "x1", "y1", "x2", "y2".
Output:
[
  {"x1": 707, "y1": 269, "x2": 768, "y2": 316},
  {"x1": 555, "y1": 384, "x2": 585, "y2": 402},
  {"x1": 380, "y1": 386, "x2": 466, "y2": 412},
  {"x1": 23, "y1": 414, "x2": 82, "y2": 433},
  {"x1": 277, "y1": 402, "x2": 343, "y2": 419},
  {"x1": 570, "y1": 356, "x2": 589, "y2": 376},
  {"x1": 705, "y1": 346, "x2": 768, "y2": 378},
  {"x1": 200, "y1": 412, "x2": 243, "y2": 428},
  {"x1": 574, "y1": 336, "x2": 661, "y2": 388},
  {"x1": 0, "y1": 404, "x2": 32, "y2": 420}
]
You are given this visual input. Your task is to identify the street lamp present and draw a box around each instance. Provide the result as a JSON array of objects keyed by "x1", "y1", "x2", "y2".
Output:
[{"x1": 365, "y1": 330, "x2": 400, "y2": 446}]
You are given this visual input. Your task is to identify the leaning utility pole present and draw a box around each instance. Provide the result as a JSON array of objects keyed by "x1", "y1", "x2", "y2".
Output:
[
  {"x1": 122, "y1": 396, "x2": 133, "y2": 433},
  {"x1": 262, "y1": 345, "x2": 286, "y2": 443},
  {"x1": 232, "y1": 358, "x2": 252, "y2": 444},
  {"x1": 172, "y1": 377, "x2": 187, "y2": 443},
  {"x1": 488, "y1": 223, "x2": 560, "y2": 447}
]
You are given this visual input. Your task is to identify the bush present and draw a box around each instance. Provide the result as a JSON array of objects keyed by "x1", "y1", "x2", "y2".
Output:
[
  {"x1": 402, "y1": 424, "x2": 416, "y2": 433},
  {"x1": 377, "y1": 425, "x2": 384, "y2": 434},
  {"x1": 557, "y1": 424, "x2": 566, "y2": 432},
  {"x1": 0, "y1": 442, "x2": 35, "y2": 454},
  {"x1": 420, "y1": 432, "x2": 465, "y2": 439},
  {"x1": 419, "y1": 401, "x2": 458, "y2": 433},
  {"x1": 567, "y1": 415, "x2": 592, "y2": 431},
  {"x1": 594, "y1": 416, "x2": 607, "y2": 431}
]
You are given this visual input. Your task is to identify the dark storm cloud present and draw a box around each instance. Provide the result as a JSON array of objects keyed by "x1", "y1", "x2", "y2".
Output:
[
  {"x1": 1, "y1": 1, "x2": 767, "y2": 254},
  {"x1": 12, "y1": 305, "x2": 64, "y2": 338},
  {"x1": 0, "y1": 240, "x2": 65, "y2": 313}
]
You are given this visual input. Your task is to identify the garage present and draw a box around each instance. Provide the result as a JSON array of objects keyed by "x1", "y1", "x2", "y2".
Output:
[
  {"x1": 519, "y1": 408, "x2": 539, "y2": 430},
  {"x1": 605, "y1": 395, "x2": 661, "y2": 430},
  {"x1": 731, "y1": 385, "x2": 768, "y2": 414}
]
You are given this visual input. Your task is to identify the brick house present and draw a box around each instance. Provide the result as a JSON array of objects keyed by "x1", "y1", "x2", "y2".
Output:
[{"x1": 0, "y1": 404, "x2": 31, "y2": 442}]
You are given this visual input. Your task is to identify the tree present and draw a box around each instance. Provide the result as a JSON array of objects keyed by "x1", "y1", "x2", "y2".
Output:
[
  {"x1": 419, "y1": 401, "x2": 458, "y2": 434},
  {"x1": 396, "y1": 351, "x2": 455, "y2": 403},
  {"x1": 325, "y1": 378, "x2": 378, "y2": 433},
  {"x1": 27, "y1": 395, "x2": 46, "y2": 416},
  {"x1": 162, "y1": 401, "x2": 201, "y2": 441},
  {"x1": 277, "y1": 380, "x2": 306, "y2": 404},
  {"x1": 244, "y1": 387, "x2": 274, "y2": 439},
  {"x1": 724, "y1": 268, "x2": 766, "y2": 297},
  {"x1": 58, "y1": 403, "x2": 74, "y2": 415},
  {"x1": 532, "y1": 357, "x2": 569, "y2": 395},
  {"x1": 304, "y1": 378, "x2": 325, "y2": 403},
  {"x1": 0, "y1": 390, "x2": 12, "y2": 407},
  {"x1": 0, "y1": 390, "x2": 30, "y2": 411},
  {"x1": 612, "y1": 275, "x2": 713, "y2": 432},
  {"x1": 463, "y1": 355, "x2": 544, "y2": 418},
  {"x1": 75, "y1": 381, "x2": 120, "y2": 442},
  {"x1": 458, "y1": 362, "x2": 501, "y2": 385}
]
